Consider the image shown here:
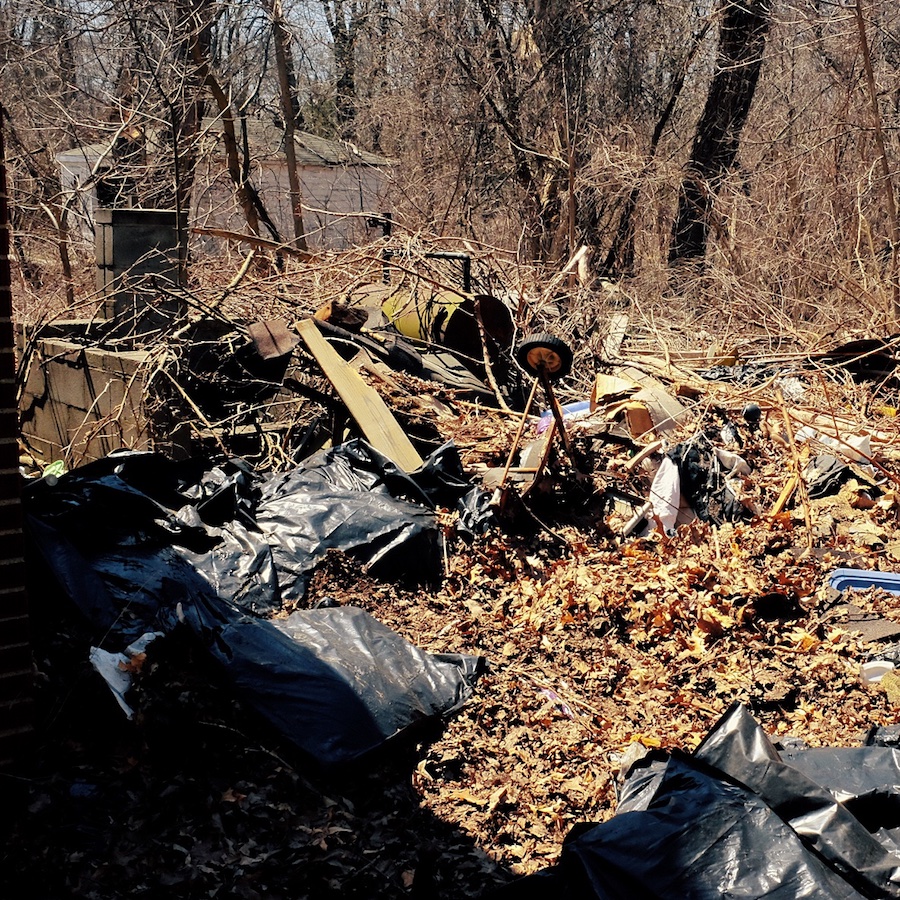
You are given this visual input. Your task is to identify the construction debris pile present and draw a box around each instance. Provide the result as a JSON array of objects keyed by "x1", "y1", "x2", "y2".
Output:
[{"x1": 9, "y1": 243, "x2": 900, "y2": 898}]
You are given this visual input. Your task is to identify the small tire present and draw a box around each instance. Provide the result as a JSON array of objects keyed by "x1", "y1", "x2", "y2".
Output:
[{"x1": 515, "y1": 334, "x2": 573, "y2": 379}]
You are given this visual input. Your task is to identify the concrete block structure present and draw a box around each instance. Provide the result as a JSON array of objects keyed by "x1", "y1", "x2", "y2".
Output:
[{"x1": 18, "y1": 324, "x2": 154, "y2": 467}]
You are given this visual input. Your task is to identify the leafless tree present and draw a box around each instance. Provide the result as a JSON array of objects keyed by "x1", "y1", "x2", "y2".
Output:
[{"x1": 668, "y1": 0, "x2": 773, "y2": 268}]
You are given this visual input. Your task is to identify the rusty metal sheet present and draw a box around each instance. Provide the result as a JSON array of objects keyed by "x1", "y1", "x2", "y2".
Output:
[{"x1": 248, "y1": 320, "x2": 300, "y2": 360}]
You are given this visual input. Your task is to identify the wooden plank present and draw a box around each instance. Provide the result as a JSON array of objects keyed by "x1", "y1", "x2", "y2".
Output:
[
  {"x1": 296, "y1": 319, "x2": 424, "y2": 472},
  {"x1": 770, "y1": 474, "x2": 798, "y2": 515}
]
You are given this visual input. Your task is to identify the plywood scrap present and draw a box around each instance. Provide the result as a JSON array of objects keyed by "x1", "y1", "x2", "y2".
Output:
[
  {"x1": 662, "y1": 347, "x2": 738, "y2": 367},
  {"x1": 519, "y1": 424, "x2": 556, "y2": 496},
  {"x1": 296, "y1": 318, "x2": 424, "y2": 472}
]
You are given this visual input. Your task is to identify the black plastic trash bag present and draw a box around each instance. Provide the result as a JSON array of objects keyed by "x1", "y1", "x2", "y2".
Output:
[
  {"x1": 668, "y1": 434, "x2": 750, "y2": 525},
  {"x1": 254, "y1": 445, "x2": 443, "y2": 605},
  {"x1": 169, "y1": 597, "x2": 484, "y2": 765},
  {"x1": 491, "y1": 703, "x2": 900, "y2": 899},
  {"x1": 695, "y1": 703, "x2": 900, "y2": 897},
  {"x1": 772, "y1": 733, "x2": 900, "y2": 860},
  {"x1": 24, "y1": 445, "x2": 445, "y2": 622},
  {"x1": 23, "y1": 446, "x2": 484, "y2": 765}
]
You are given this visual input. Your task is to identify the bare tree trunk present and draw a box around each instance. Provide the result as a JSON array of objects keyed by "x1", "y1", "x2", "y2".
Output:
[
  {"x1": 668, "y1": 0, "x2": 772, "y2": 267},
  {"x1": 602, "y1": 18, "x2": 713, "y2": 277},
  {"x1": 529, "y1": 0, "x2": 590, "y2": 262},
  {"x1": 190, "y1": 44, "x2": 261, "y2": 236},
  {"x1": 267, "y1": 0, "x2": 308, "y2": 250},
  {"x1": 321, "y1": 0, "x2": 359, "y2": 138},
  {"x1": 174, "y1": 0, "x2": 212, "y2": 229},
  {"x1": 854, "y1": 0, "x2": 900, "y2": 322},
  {"x1": 48, "y1": 0, "x2": 77, "y2": 107},
  {"x1": 454, "y1": 19, "x2": 545, "y2": 262},
  {"x1": 39, "y1": 201, "x2": 74, "y2": 307}
]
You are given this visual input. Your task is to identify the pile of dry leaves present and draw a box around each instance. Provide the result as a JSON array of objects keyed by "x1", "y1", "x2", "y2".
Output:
[{"x1": 6, "y1": 345, "x2": 900, "y2": 899}]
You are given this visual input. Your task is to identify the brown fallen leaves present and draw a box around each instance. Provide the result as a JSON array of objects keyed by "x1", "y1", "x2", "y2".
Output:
[
  {"x1": 309, "y1": 500, "x2": 898, "y2": 881},
  {"x1": 306, "y1": 367, "x2": 900, "y2": 882},
  {"x1": 8, "y1": 375, "x2": 900, "y2": 898}
]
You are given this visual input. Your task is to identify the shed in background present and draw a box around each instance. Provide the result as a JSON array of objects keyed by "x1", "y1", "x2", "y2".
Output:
[{"x1": 57, "y1": 119, "x2": 391, "y2": 252}]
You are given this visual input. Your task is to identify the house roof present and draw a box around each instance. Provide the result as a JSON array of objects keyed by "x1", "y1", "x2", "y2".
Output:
[
  {"x1": 58, "y1": 117, "x2": 391, "y2": 169},
  {"x1": 233, "y1": 119, "x2": 390, "y2": 167}
]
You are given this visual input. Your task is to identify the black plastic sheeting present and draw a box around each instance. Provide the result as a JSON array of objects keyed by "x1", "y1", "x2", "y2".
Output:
[
  {"x1": 23, "y1": 443, "x2": 486, "y2": 766},
  {"x1": 667, "y1": 434, "x2": 750, "y2": 525},
  {"x1": 173, "y1": 596, "x2": 483, "y2": 765},
  {"x1": 804, "y1": 453, "x2": 879, "y2": 501},
  {"x1": 493, "y1": 704, "x2": 900, "y2": 899}
]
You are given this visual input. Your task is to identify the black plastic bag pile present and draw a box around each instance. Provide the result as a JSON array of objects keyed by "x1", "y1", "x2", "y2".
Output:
[
  {"x1": 24, "y1": 443, "x2": 486, "y2": 766},
  {"x1": 494, "y1": 703, "x2": 900, "y2": 899}
]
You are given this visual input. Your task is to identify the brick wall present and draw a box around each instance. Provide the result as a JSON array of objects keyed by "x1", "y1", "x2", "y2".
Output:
[{"x1": 0, "y1": 105, "x2": 32, "y2": 765}]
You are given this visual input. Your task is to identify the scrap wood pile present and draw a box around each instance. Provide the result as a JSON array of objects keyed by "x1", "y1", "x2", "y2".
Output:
[{"x1": 11, "y1": 242, "x2": 900, "y2": 897}]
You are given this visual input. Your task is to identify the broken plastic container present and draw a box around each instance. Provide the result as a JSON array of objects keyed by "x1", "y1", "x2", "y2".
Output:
[{"x1": 829, "y1": 568, "x2": 900, "y2": 596}]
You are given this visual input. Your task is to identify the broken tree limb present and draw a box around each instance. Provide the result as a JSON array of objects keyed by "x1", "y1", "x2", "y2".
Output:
[
  {"x1": 192, "y1": 226, "x2": 318, "y2": 262},
  {"x1": 296, "y1": 319, "x2": 424, "y2": 472},
  {"x1": 157, "y1": 367, "x2": 228, "y2": 456},
  {"x1": 779, "y1": 395, "x2": 813, "y2": 550}
]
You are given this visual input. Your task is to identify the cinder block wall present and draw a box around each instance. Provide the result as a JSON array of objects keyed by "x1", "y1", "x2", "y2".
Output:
[{"x1": 0, "y1": 107, "x2": 32, "y2": 766}]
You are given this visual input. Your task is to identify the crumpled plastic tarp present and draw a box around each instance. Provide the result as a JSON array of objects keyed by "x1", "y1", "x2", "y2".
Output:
[
  {"x1": 170, "y1": 594, "x2": 484, "y2": 764},
  {"x1": 492, "y1": 703, "x2": 900, "y2": 899},
  {"x1": 23, "y1": 442, "x2": 485, "y2": 766}
]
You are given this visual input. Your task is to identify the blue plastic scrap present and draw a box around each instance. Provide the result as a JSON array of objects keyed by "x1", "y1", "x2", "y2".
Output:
[{"x1": 829, "y1": 568, "x2": 900, "y2": 596}]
